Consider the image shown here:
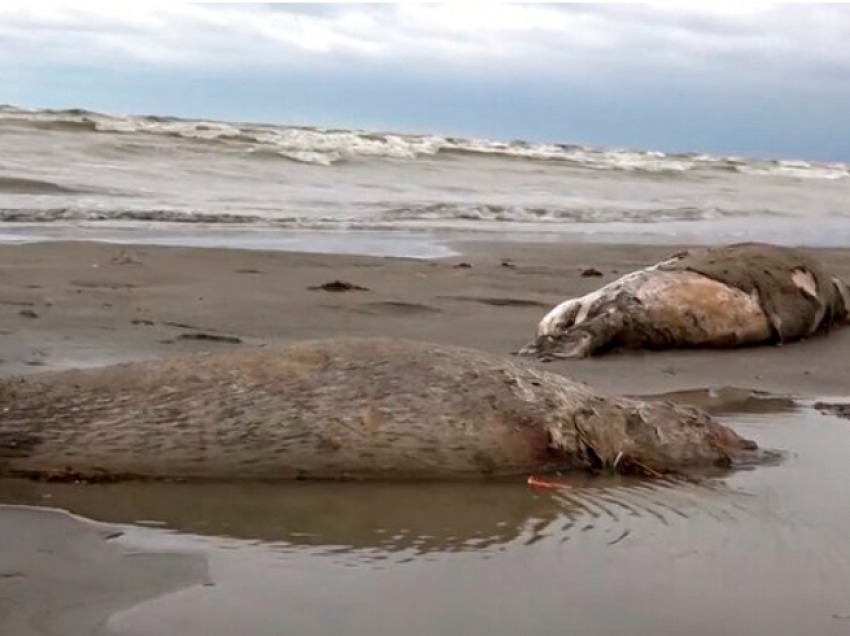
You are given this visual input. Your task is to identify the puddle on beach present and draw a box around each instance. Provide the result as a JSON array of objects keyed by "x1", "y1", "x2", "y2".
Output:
[{"x1": 2, "y1": 390, "x2": 850, "y2": 636}]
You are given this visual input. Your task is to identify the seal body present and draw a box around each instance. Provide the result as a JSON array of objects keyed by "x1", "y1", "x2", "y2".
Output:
[
  {"x1": 522, "y1": 243, "x2": 850, "y2": 359},
  {"x1": 0, "y1": 338, "x2": 759, "y2": 481}
]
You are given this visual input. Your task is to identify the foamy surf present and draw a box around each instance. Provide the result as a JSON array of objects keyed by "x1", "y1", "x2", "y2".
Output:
[
  {"x1": 2, "y1": 104, "x2": 850, "y2": 251},
  {"x1": 0, "y1": 204, "x2": 776, "y2": 226},
  {"x1": 2, "y1": 105, "x2": 848, "y2": 178}
]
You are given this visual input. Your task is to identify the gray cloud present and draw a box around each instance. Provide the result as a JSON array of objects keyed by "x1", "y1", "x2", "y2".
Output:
[
  {"x1": 2, "y1": 3, "x2": 849, "y2": 79},
  {"x1": 3, "y1": 4, "x2": 850, "y2": 159}
]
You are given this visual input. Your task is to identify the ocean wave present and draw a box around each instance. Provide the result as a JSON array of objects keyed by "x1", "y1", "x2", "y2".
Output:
[
  {"x1": 735, "y1": 160, "x2": 850, "y2": 181},
  {"x1": 0, "y1": 176, "x2": 89, "y2": 195},
  {"x1": 247, "y1": 147, "x2": 343, "y2": 166},
  {"x1": 1, "y1": 106, "x2": 848, "y2": 179},
  {"x1": 0, "y1": 204, "x2": 775, "y2": 228},
  {"x1": 0, "y1": 208, "x2": 264, "y2": 224},
  {"x1": 378, "y1": 203, "x2": 768, "y2": 224}
]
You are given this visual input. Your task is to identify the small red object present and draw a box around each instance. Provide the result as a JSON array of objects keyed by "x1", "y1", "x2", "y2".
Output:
[{"x1": 527, "y1": 475, "x2": 558, "y2": 489}]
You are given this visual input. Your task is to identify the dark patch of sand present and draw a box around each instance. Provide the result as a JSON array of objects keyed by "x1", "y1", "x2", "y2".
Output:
[{"x1": 814, "y1": 402, "x2": 850, "y2": 419}]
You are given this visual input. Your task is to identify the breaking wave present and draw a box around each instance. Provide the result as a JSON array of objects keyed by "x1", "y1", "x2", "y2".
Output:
[
  {"x1": 1, "y1": 105, "x2": 847, "y2": 179},
  {"x1": 0, "y1": 176, "x2": 89, "y2": 195},
  {"x1": 378, "y1": 203, "x2": 772, "y2": 224},
  {"x1": 0, "y1": 204, "x2": 780, "y2": 229}
]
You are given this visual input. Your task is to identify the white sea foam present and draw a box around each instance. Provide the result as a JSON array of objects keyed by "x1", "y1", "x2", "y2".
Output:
[
  {"x1": 378, "y1": 203, "x2": 773, "y2": 225},
  {"x1": 0, "y1": 203, "x2": 776, "y2": 228},
  {"x1": 1, "y1": 106, "x2": 847, "y2": 179},
  {"x1": 736, "y1": 160, "x2": 849, "y2": 181}
]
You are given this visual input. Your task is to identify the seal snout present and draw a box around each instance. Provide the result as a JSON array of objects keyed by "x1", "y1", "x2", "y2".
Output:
[{"x1": 706, "y1": 419, "x2": 772, "y2": 467}]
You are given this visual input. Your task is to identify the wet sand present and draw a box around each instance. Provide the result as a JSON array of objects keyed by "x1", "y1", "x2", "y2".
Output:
[
  {"x1": 1, "y1": 239, "x2": 850, "y2": 636},
  {"x1": 0, "y1": 239, "x2": 848, "y2": 394},
  {"x1": 0, "y1": 506, "x2": 208, "y2": 636}
]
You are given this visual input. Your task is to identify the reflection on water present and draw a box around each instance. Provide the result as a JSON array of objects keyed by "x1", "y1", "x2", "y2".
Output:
[
  {"x1": 0, "y1": 474, "x2": 738, "y2": 559},
  {"x1": 3, "y1": 392, "x2": 850, "y2": 636}
]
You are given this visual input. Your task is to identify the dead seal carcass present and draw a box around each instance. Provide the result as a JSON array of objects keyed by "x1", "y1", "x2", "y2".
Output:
[
  {"x1": 521, "y1": 243, "x2": 850, "y2": 359},
  {"x1": 0, "y1": 338, "x2": 761, "y2": 481}
]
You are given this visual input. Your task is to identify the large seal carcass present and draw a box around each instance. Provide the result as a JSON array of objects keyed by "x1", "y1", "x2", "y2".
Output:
[
  {"x1": 520, "y1": 243, "x2": 850, "y2": 359},
  {"x1": 0, "y1": 338, "x2": 762, "y2": 481}
]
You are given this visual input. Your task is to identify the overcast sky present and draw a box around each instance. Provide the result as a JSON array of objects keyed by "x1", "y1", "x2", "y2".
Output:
[{"x1": 2, "y1": 3, "x2": 850, "y2": 160}]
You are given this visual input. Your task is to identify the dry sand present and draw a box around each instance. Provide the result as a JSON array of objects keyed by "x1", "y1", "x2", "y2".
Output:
[{"x1": 1, "y1": 238, "x2": 849, "y2": 635}]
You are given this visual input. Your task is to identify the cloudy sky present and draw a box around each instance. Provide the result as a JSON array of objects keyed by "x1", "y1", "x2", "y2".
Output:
[{"x1": 2, "y1": 3, "x2": 850, "y2": 160}]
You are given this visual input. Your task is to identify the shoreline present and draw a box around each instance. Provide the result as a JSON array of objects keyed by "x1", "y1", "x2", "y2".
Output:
[{"x1": 3, "y1": 222, "x2": 850, "y2": 260}]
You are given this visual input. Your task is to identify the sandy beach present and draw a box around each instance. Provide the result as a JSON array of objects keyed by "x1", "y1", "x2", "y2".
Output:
[
  {"x1": 2, "y1": 238, "x2": 850, "y2": 636},
  {"x1": 0, "y1": 239, "x2": 848, "y2": 395},
  {"x1": 7, "y1": 4, "x2": 850, "y2": 633}
]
